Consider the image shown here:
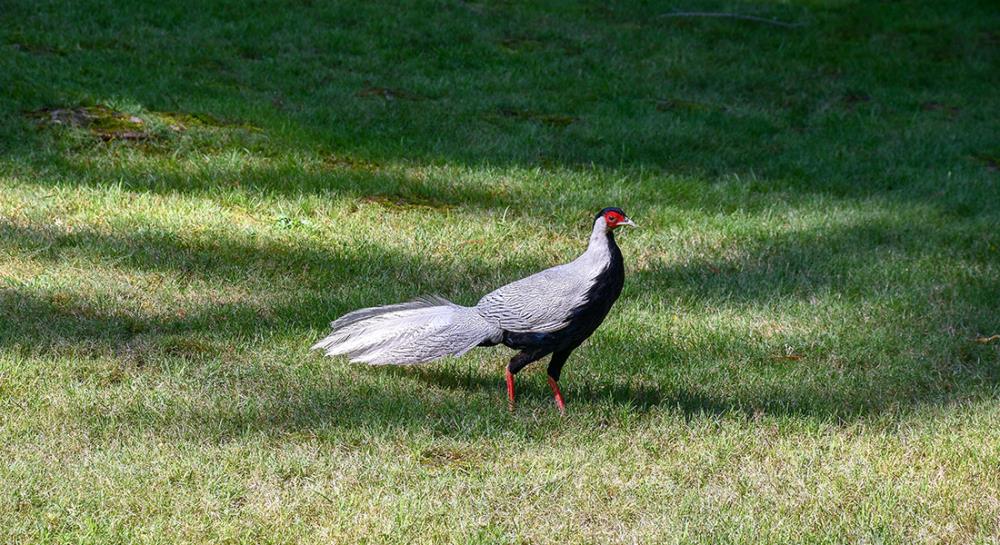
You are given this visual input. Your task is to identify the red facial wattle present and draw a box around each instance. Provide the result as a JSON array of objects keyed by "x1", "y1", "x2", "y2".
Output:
[{"x1": 605, "y1": 211, "x2": 623, "y2": 228}]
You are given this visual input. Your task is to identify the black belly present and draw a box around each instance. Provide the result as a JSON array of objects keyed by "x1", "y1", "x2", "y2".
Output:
[{"x1": 501, "y1": 251, "x2": 624, "y2": 355}]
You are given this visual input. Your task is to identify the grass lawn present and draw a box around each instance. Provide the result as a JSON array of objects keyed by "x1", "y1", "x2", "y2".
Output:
[{"x1": 2, "y1": 0, "x2": 999, "y2": 542}]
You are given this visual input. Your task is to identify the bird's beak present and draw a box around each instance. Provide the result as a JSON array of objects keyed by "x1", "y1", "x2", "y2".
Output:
[{"x1": 621, "y1": 218, "x2": 637, "y2": 228}]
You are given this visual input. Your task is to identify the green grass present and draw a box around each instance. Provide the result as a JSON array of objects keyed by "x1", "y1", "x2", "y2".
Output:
[{"x1": 2, "y1": 0, "x2": 999, "y2": 542}]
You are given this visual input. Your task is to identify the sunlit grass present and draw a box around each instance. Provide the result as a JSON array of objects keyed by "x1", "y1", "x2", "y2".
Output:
[{"x1": 2, "y1": 0, "x2": 999, "y2": 543}]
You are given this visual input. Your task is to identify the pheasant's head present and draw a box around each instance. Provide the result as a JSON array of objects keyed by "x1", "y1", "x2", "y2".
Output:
[{"x1": 595, "y1": 207, "x2": 636, "y2": 231}]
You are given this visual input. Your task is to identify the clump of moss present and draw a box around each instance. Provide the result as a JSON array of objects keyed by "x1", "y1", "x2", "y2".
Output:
[
  {"x1": 28, "y1": 105, "x2": 150, "y2": 141},
  {"x1": 27, "y1": 105, "x2": 264, "y2": 151},
  {"x1": 156, "y1": 111, "x2": 260, "y2": 132},
  {"x1": 322, "y1": 154, "x2": 380, "y2": 173}
]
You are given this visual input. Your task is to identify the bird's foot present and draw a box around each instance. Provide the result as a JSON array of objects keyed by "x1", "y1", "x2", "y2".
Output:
[
  {"x1": 547, "y1": 376, "x2": 566, "y2": 415},
  {"x1": 505, "y1": 368, "x2": 516, "y2": 412}
]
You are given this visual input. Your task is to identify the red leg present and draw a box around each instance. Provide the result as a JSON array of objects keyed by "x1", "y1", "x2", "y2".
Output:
[
  {"x1": 547, "y1": 376, "x2": 566, "y2": 415},
  {"x1": 506, "y1": 368, "x2": 515, "y2": 411}
]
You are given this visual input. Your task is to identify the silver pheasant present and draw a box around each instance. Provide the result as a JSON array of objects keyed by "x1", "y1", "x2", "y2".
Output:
[{"x1": 313, "y1": 207, "x2": 635, "y2": 412}]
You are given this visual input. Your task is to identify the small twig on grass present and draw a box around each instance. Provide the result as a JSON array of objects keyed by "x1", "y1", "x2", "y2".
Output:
[{"x1": 658, "y1": 11, "x2": 803, "y2": 28}]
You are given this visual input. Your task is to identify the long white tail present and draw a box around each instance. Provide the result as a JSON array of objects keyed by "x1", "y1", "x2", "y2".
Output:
[{"x1": 311, "y1": 296, "x2": 501, "y2": 365}]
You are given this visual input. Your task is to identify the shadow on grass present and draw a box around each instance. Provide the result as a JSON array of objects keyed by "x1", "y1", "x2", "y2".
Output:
[
  {"x1": 66, "y1": 325, "x2": 996, "y2": 445},
  {"x1": 2, "y1": 0, "x2": 998, "y2": 439},
  {"x1": 3, "y1": 0, "x2": 997, "y2": 220},
  {"x1": 9, "y1": 147, "x2": 530, "y2": 214},
  {"x1": 388, "y1": 332, "x2": 999, "y2": 425},
  {"x1": 3, "y1": 211, "x2": 997, "y2": 436},
  {"x1": 0, "y1": 220, "x2": 531, "y2": 355}
]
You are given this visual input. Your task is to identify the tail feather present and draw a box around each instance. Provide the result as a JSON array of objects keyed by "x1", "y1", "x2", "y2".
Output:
[{"x1": 312, "y1": 296, "x2": 501, "y2": 365}]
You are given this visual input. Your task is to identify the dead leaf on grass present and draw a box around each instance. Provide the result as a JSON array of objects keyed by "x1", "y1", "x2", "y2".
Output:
[
  {"x1": 494, "y1": 107, "x2": 577, "y2": 127},
  {"x1": 360, "y1": 194, "x2": 452, "y2": 211},
  {"x1": 357, "y1": 86, "x2": 424, "y2": 101},
  {"x1": 970, "y1": 154, "x2": 999, "y2": 172},
  {"x1": 920, "y1": 101, "x2": 960, "y2": 117},
  {"x1": 498, "y1": 37, "x2": 544, "y2": 52},
  {"x1": 841, "y1": 92, "x2": 872, "y2": 111},
  {"x1": 772, "y1": 353, "x2": 804, "y2": 361},
  {"x1": 656, "y1": 98, "x2": 713, "y2": 112}
]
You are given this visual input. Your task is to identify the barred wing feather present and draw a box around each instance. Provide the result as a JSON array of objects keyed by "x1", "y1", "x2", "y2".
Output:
[
  {"x1": 311, "y1": 297, "x2": 501, "y2": 365},
  {"x1": 475, "y1": 266, "x2": 592, "y2": 333}
]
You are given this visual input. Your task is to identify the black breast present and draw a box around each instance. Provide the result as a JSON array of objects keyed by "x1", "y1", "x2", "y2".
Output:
[{"x1": 502, "y1": 232, "x2": 624, "y2": 353}]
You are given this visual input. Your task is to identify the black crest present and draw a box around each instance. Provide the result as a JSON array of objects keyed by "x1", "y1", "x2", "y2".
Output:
[{"x1": 595, "y1": 207, "x2": 626, "y2": 220}]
